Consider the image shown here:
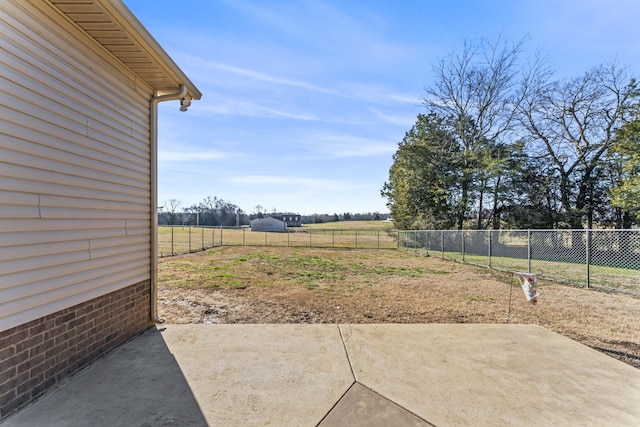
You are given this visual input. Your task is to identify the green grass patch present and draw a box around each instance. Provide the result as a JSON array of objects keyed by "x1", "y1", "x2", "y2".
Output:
[
  {"x1": 464, "y1": 295, "x2": 487, "y2": 302},
  {"x1": 160, "y1": 247, "x2": 451, "y2": 294}
]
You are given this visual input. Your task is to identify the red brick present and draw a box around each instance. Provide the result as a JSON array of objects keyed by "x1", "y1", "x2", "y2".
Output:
[
  {"x1": 0, "y1": 375, "x2": 17, "y2": 396},
  {"x1": 76, "y1": 303, "x2": 95, "y2": 316},
  {"x1": 31, "y1": 376, "x2": 56, "y2": 399},
  {"x1": 17, "y1": 373, "x2": 43, "y2": 396},
  {"x1": 0, "y1": 326, "x2": 18, "y2": 338},
  {"x1": 17, "y1": 354, "x2": 45, "y2": 375},
  {"x1": 0, "y1": 330, "x2": 26, "y2": 347},
  {"x1": 94, "y1": 313, "x2": 111, "y2": 327},
  {"x1": 3, "y1": 350, "x2": 27, "y2": 373},
  {"x1": 44, "y1": 323, "x2": 67, "y2": 341},
  {"x1": 0, "y1": 345, "x2": 15, "y2": 361},
  {"x1": 67, "y1": 331, "x2": 87, "y2": 348},
  {"x1": 1, "y1": 392, "x2": 30, "y2": 418},
  {"x1": 54, "y1": 312, "x2": 76, "y2": 326},
  {"x1": 29, "y1": 360, "x2": 48, "y2": 379},
  {"x1": 16, "y1": 334, "x2": 45, "y2": 354},
  {"x1": 0, "y1": 389, "x2": 17, "y2": 408},
  {"x1": 67, "y1": 315, "x2": 88, "y2": 330},
  {"x1": 54, "y1": 329, "x2": 77, "y2": 346},
  {"x1": 27, "y1": 321, "x2": 47, "y2": 336},
  {"x1": 15, "y1": 370, "x2": 29, "y2": 387},
  {"x1": 30, "y1": 338, "x2": 55, "y2": 358},
  {"x1": 56, "y1": 346, "x2": 76, "y2": 366}
]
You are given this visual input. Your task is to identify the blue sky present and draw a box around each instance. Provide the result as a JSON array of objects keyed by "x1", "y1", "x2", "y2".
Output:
[{"x1": 123, "y1": 0, "x2": 640, "y2": 216}]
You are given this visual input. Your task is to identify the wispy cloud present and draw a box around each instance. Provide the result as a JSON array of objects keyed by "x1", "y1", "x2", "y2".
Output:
[
  {"x1": 295, "y1": 132, "x2": 397, "y2": 159},
  {"x1": 195, "y1": 99, "x2": 321, "y2": 121},
  {"x1": 330, "y1": 144, "x2": 396, "y2": 158},
  {"x1": 340, "y1": 82, "x2": 421, "y2": 105},
  {"x1": 216, "y1": 0, "x2": 412, "y2": 65},
  {"x1": 183, "y1": 55, "x2": 421, "y2": 108},
  {"x1": 158, "y1": 151, "x2": 233, "y2": 163},
  {"x1": 369, "y1": 108, "x2": 419, "y2": 127},
  {"x1": 227, "y1": 175, "x2": 364, "y2": 192},
  {"x1": 199, "y1": 61, "x2": 343, "y2": 97}
]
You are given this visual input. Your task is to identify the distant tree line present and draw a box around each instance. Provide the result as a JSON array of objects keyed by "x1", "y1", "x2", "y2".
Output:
[
  {"x1": 158, "y1": 197, "x2": 244, "y2": 226},
  {"x1": 382, "y1": 36, "x2": 640, "y2": 230},
  {"x1": 158, "y1": 198, "x2": 389, "y2": 226},
  {"x1": 300, "y1": 212, "x2": 390, "y2": 224}
]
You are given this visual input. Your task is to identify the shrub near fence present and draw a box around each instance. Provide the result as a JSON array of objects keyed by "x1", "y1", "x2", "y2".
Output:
[
  {"x1": 399, "y1": 229, "x2": 640, "y2": 295},
  {"x1": 158, "y1": 226, "x2": 398, "y2": 257}
]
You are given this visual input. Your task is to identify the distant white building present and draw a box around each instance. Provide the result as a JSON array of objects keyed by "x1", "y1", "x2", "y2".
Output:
[{"x1": 250, "y1": 217, "x2": 288, "y2": 232}]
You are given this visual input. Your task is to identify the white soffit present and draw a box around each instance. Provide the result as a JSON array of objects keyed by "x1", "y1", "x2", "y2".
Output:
[{"x1": 48, "y1": 0, "x2": 201, "y2": 100}]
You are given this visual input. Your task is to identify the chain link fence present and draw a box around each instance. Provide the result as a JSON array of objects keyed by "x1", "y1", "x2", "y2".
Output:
[
  {"x1": 159, "y1": 226, "x2": 640, "y2": 294},
  {"x1": 399, "y1": 229, "x2": 640, "y2": 295},
  {"x1": 158, "y1": 226, "x2": 398, "y2": 257}
]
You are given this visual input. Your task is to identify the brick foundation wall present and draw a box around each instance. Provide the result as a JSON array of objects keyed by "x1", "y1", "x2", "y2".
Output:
[{"x1": 0, "y1": 280, "x2": 154, "y2": 419}]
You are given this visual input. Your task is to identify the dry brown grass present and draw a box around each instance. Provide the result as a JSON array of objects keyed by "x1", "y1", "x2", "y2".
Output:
[{"x1": 158, "y1": 246, "x2": 640, "y2": 368}]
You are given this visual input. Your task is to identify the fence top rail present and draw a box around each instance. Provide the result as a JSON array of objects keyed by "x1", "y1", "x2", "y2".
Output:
[
  {"x1": 401, "y1": 229, "x2": 640, "y2": 232},
  {"x1": 159, "y1": 225, "x2": 398, "y2": 232}
]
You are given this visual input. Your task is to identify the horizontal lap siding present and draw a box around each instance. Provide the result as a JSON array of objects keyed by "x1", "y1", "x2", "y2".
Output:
[{"x1": 0, "y1": 1, "x2": 153, "y2": 332}]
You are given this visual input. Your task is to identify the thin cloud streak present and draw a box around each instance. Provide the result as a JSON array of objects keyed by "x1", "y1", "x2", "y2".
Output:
[
  {"x1": 198, "y1": 60, "x2": 344, "y2": 97},
  {"x1": 196, "y1": 100, "x2": 321, "y2": 121},
  {"x1": 158, "y1": 151, "x2": 233, "y2": 162},
  {"x1": 182, "y1": 56, "x2": 421, "y2": 107},
  {"x1": 228, "y1": 175, "x2": 365, "y2": 192}
]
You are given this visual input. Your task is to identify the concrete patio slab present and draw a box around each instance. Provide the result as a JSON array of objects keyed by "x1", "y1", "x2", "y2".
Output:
[
  {"x1": 2, "y1": 324, "x2": 639, "y2": 426},
  {"x1": 160, "y1": 324, "x2": 354, "y2": 426},
  {"x1": 318, "y1": 382, "x2": 432, "y2": 427},
  {"x1": 339, "y1": 324, "x2": 640, "y2": 426}
]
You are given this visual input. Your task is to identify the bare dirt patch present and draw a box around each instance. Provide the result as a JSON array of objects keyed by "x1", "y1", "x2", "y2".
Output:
[{"x1": 158, "y1": 246, "x2": 640, "y2": 368}]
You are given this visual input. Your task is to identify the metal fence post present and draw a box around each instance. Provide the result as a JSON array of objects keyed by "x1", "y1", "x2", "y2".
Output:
[
  {"x1": 461, "y1": 230, "x2": 465, "y2": 262},
  {"x1": 242, "y1": 228, "x2": 245, "y2": 246},
  {"x1": 441, "y1": 230, "x2": 444, "y2": 258},
  {"x1": 171, "y1": 226, "x2": 174, "y2": 255},
  {"x1": 201, "y1": 227, "x2": 204, "y2": 250},
  {"x1": 586, "y1": 229, "x2": 591, "y2": 288},
  {"x1": 488, "y1": 230, "x2": 492, "y2": 267},
  {"x1": 220, "y1": 225, "x2": 223, "y2": 246},
  {"x1": 527, "y1": 229, "x2": 531, "y2": 273},
  {"x1": 188, "y1": 226, "x2": 192, "y2": 253},
  {"x1": 355, "y1": 229, "x2": 358, "y2": 248}
]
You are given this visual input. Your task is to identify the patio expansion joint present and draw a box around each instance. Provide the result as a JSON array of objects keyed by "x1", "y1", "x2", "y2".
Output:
[
  {"x1": 337, "y1": 324, "x2": 357, "y2": 382},
  {"x1": 322, "y1": 325, "x2": 434, "y2": 427},
  {"x1": 315, "y1": 380, "x2": 358, "y2": 427}
]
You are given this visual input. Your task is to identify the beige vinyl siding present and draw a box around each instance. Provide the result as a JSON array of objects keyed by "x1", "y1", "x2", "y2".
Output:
[{"x1": 0, "y1": 1, "x2": 154, "y2": 331}]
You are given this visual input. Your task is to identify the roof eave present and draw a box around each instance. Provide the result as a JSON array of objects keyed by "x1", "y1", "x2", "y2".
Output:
[
  {"x1": 103, "y1": 0, "x2": 201, "y2": 99},
  {"x1": 49, "y1": 0, "x2": 201, "y2": 100}
]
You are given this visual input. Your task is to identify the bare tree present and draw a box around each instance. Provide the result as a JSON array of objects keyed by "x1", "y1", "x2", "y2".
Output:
[
  {"x1": 423, "y1": 36, "x2": 530, "y2": 228},
  {"x1": 164, "y1": 199, "x2": 183, "y2": 225},
  {"x1": 518, "y1": 63, "x2": 635, "y2": 228}
]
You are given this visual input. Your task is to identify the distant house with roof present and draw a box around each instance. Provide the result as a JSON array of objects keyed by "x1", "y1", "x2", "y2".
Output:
[
  {"x1": 250, "y1": 217, "x2": 288, "y2": 232},
  {"x1": 278, "y1": 213, "x2": 302, "y2": 227}
]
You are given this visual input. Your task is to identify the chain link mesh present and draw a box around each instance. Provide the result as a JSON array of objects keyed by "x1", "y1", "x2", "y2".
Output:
[{"x1": 400, "y1": 229, "x2": 640, "y2": 294}]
